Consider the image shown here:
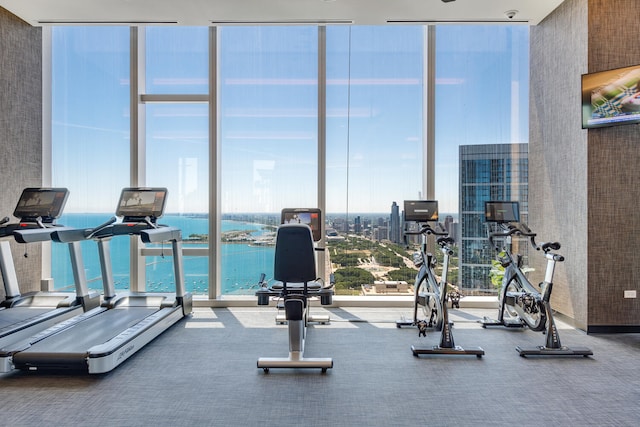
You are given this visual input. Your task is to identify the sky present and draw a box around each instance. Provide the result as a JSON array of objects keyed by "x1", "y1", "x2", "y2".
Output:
[{"x1": 51, "y1": 25, "x2": 529, "y2": 216}]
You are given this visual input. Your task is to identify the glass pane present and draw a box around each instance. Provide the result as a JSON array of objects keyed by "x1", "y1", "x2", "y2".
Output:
[
  {"x1": 51, "y1": 26, "x2": 130, "y2": 292},
  {"x1": 145, "y1": 27, "x2": 208, "y2": 94},
  {"x1": 219, "y1": 26, "x2": 318, "y2": 295},
  {"x1": 435, "y1": 25, "x2": 529, "y2": 294},
  {"x1": 145, "y1": 103, "x2": 209, "y2": 295},
  {"x1": 326, "y1": 26, "x2": 424, "y2": 296}
]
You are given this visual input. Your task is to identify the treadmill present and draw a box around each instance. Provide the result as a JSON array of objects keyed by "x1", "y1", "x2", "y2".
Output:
[
  {"x1": 0, "y1": 187, "x2": 192, "y2": 374},
  {"x1": 0, "y1": 188, "x2": 99, "y2": 351}
]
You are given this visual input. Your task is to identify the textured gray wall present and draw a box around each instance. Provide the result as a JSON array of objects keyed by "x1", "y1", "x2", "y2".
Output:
[
  {"x1": 531, "y1": 0, "x2": 640, "y2": 331},
  {"x1": 530, "y1": 0, "x2": 589, "y2": 328},
  {"x1": 585, "y1": 0, "x2": 640, "y2": 330},
  {"x1": 0, "y1": 8, "x2": 43, "y2": 297}
]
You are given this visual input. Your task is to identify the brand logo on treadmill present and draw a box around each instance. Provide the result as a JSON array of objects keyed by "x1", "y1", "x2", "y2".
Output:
[{"x1": 116, "y1": 344, "x2": 136, "y2": 361}]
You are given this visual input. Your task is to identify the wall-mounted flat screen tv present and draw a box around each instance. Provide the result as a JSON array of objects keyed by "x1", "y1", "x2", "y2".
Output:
[{"x1": 582, "y1": 64, "x2": 640, "y2": 129}]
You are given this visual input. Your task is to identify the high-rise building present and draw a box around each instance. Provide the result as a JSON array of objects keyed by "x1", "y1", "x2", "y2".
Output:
[
  {"x1": 389, "y1": 202, "x2": 401, "y2": 244},
  {"x1": 459, "y1": 143, "x2": 528, "y2": 294},
  {"x1": 331, "y1": 217, "x2": 348, "y2": 233},
  {"x1": 443, "y1": 215, "x2": 454, "y2": 235},
  {"x1": 354, "y1": 216, "x2": 362, "y2": 234},
  {"x1": 375, "y1": 226, "x2": 389, "y2": 242}
]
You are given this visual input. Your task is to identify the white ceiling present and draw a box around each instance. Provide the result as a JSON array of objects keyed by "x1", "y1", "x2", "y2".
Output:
[{"x1": 1, "y1": 0, "x2": 565, "y2": 27}]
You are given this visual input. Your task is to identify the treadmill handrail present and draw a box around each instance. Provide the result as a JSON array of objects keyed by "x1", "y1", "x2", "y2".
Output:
[
  {"x1": 107, "y1": 222, "x2": 164, "y2": 237},
  {"x1": 54, "y1": 217, "x2": 171, "y2": 242},
  {"x1": 52, "y1": 217, "x2": 117, "y2": 243}
]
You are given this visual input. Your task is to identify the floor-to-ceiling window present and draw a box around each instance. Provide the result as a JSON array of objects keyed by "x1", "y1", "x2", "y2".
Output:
[
  {"x1": 218, "y1": 26, "x2": 318, "y2": 294},
  {"x1": 143, "y1": 27, "x2": 210, "y2": 294},
  {"x1": 434, "y1": 25, "x2": 529, "y2": 294},
  {"x1": 51, "y1": 26, "x2": 130, "y2": 291},
  {"x1": 325, "y1": 26, "x2": 424, "y2": 295},
  {"x1": 49, "y1": 24, "x2": 529, "y2": 300}
]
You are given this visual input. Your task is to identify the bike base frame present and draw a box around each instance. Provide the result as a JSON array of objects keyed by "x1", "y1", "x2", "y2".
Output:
[
  {"x1": 396, "y1": 319, "x2": 416, "y2": 328},
  {"x1": 516, "y1": 345, "x2": 593, "y2": 357},
  {"x1": 479, "y1": 316, "x2": 525, "y2": 328},
  {"x1": 412, "y1": 344, "x2": 484, "y2": 358}
]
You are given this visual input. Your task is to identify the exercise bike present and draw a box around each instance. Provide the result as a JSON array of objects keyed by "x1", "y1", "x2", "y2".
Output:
[
  {"x1": 255, "y1": 209, "x2": 334, "y2": 373},
  {"x1": 480, "y1": 201, "x2": 592, "y2": 357},
  {"x1": 398, "y1": 200, "x2": 484, "y2": 357}
]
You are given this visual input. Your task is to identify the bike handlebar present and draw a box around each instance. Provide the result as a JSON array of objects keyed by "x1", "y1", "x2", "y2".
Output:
[
  {"x1": 488, "y1": 222, "x2": 535, "y2": 250},
  {"x1": 403, "y1": 223, "x2": 449, "y2": 237},
  {"x1": 404, "y1": 224, "x2": 454, "y2": 254},
  {"x1": 488, "y1": 222, "x2": 562, "y2": 255}
]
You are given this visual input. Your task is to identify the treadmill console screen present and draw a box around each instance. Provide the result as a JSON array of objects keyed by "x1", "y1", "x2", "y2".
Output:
[
  {"x1": 281, "y1": 208, "x2": 322, "y2": 242},
  {"x1": 485, "y1": 201, "x2": 520, "y2": 223},
  {"x1": 116, "y1": 188, "x2": 168, "y2": 222},
  {"x1": 404, "y1": 200, "x2": 438, "y2": 223},
  {"x1": 13, "y1": 188, "x2": 69, "y2": 223}
]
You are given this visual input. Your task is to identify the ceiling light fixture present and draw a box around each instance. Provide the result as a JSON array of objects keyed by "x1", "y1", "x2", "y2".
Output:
[
  {"x1": 210, "y1": 19, "x2": 354, "y2": 25},
  {"x1": 37, "y1": 20, "x2": 179, "y2": 25}
]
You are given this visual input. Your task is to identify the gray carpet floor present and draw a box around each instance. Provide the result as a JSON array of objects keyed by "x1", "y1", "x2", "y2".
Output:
[{"x1": 0, "y1": 306, "x2": 638, "y2": 426}]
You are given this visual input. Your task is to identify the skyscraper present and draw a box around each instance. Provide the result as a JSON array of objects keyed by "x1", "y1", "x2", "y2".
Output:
[
  {"x1": 354, "y1": 216, "x2": 362, "y2": 234},
  {"x1": 389, "y1": 201, "x2": 401, "y2": 244},
  {"x1": 459, "y1": 143, "x2": 528, "y2": 294}
]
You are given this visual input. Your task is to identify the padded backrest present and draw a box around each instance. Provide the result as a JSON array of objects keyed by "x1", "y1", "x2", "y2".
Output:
[{"x1": 273, "y1": 223, "x2": 316, "y2": 283}]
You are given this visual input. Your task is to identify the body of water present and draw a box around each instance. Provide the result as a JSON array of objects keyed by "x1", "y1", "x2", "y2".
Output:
[{"x1": 51, "y1": 214, "x2": 274, "y2": 296}]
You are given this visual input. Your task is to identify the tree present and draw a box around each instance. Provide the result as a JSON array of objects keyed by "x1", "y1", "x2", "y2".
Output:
[
  {"x1": 333, "y1": 267, "x2": 375, "y2": 294},
  {"x1": 387, "y1": 267, "x2": 418, "y2": 283}
]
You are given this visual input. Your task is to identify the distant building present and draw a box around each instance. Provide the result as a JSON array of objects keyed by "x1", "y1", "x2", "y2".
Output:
[
  {"x1": 375, "y1": 225, "x2": 389, "y2": 241},
  {"x1": 389, "y1": 202, "x2": 401, "y2": 244},
  {"x1": 361, "y1": 280, "x2": 412, "y2": 296},
  {"x1": 332, "y1": 217, "x2": 348, "y2": 233},
  {"x1": 448, "y1": 221, "x2": 460, "y2": 244},
  {"x1": 443, "y1": 215, "x2": 454, "y2": 234},
  {"x1": 459, "y1": 143, "x2": 528, "y2": 293},
  {"x1": 354, "y1": 215, "x2": 362, "y2": 234}
]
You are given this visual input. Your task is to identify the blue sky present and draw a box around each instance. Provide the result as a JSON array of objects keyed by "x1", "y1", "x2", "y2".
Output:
[{"x1": 51, "y1": 25, "x2": 528, "y2": 216}]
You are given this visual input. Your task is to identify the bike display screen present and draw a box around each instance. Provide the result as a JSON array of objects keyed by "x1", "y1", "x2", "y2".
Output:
[
  {"x1": 485, "y1": 201, "x2": 520, "y2": 223},
  {"x1": 404, "y1": 200, "x2": 438, "y2": 223},
  {"x1": 281, "y1": 208, "x2": 322, "y2": 242},
  {"x1": 116, "y1": 187, "x2": 168, "y2": 222},
  {"x1": 13, "y1": 188, "x2": 69, "y2": 223}
]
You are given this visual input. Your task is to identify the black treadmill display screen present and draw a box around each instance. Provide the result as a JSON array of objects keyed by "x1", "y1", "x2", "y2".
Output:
[
  {"x1": 116, "y1": 188, "x2": 168, "y2": 220},
  {"x1": 13, "y1": 188, "x2": 69, "y2": 223}
]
